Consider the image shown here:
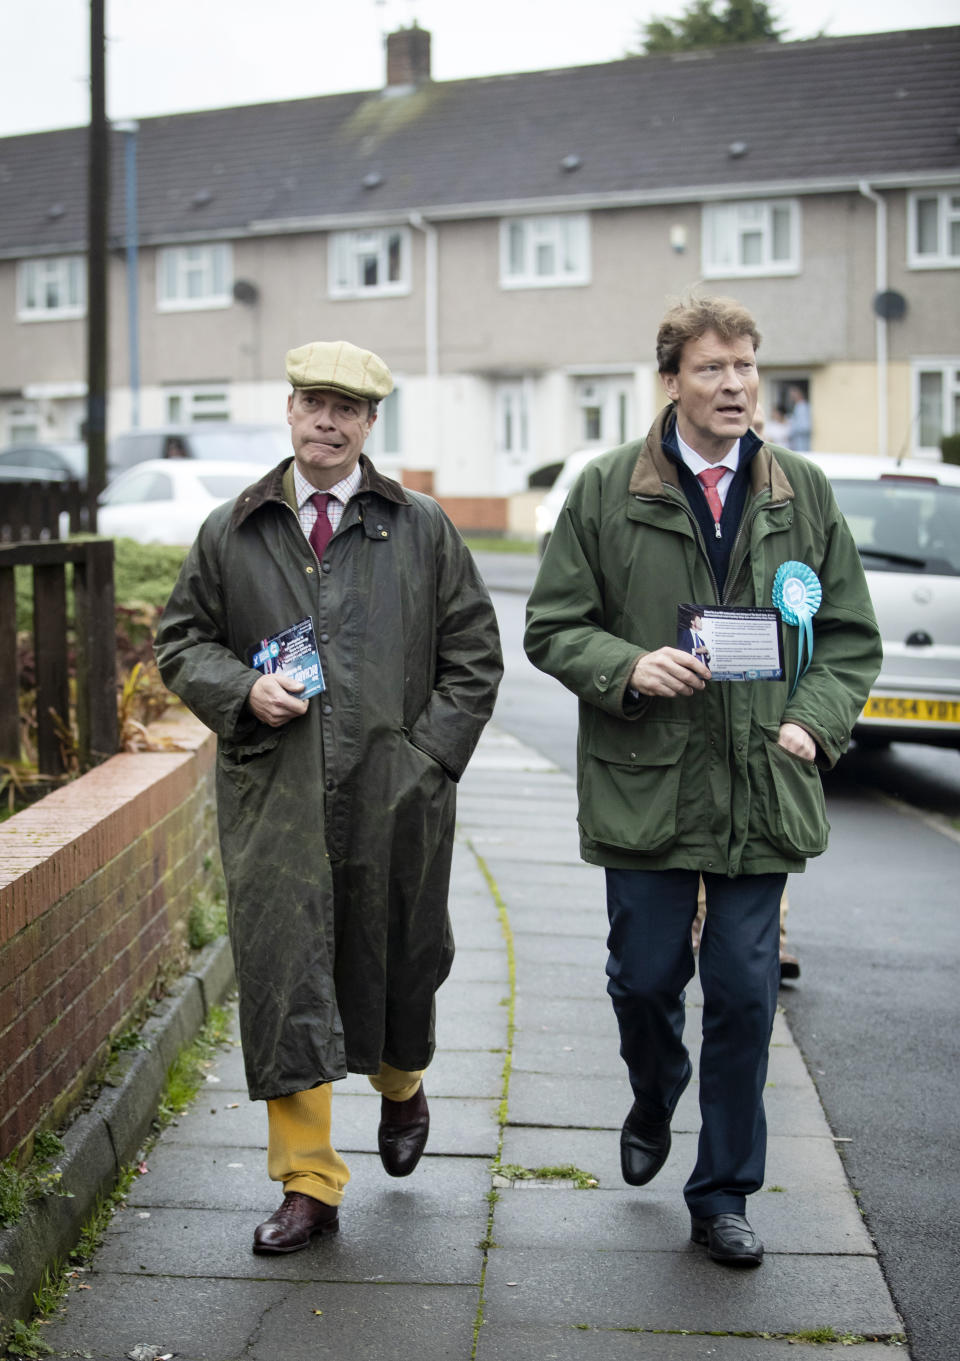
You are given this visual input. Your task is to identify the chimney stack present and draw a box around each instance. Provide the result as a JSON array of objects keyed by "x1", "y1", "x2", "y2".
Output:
[{"x1": 386, "y1": 22, "x2": 431, "y2": 88}]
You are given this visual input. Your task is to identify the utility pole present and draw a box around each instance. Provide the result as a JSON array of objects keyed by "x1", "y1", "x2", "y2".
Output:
[{"x1": 86, "y1": 0, "x2": 109, "y2": 529}]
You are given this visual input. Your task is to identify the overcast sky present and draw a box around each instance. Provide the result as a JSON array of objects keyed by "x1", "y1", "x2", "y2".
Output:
[{"x1": 0, "y1": 0, "x2": 956, "y2": 137}]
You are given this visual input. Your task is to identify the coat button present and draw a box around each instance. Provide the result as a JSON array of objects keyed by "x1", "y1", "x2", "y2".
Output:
[
  {"x1": 306, "y1": 566, "x2": 315, "y2": 574},
  {"x1": 599, "y1": 674, "x2": 607, "y2": 683},
  {"x1": 321, "y1": 562, "x2": 331, "y2": 574},
  {"x1": 320, "y1": 632, "x2": 329, "y2": 644},
  {"x1": 322, "y1": 703, "x2": 333, "y2": 715},
  {"x1": 325, "y1": 779, "x2": 334, "y2": 792}
]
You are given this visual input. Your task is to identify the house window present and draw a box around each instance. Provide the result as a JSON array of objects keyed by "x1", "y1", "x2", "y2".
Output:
[
  {"x1": 702, "y1": 200, "x2": 800, "y2": 277},
  {"x1": 329, "y1": 229, "x2": 411, "y2": 298},
  {"x1": 575, "y1": 376, "x2": 632, "y2": 447},
  {"x1": 496, "y1": 382, "x2": 531, "y2": 457},
  {"x1": 914, "y1": 362, "x2": 960, "y2": 454},
  {"x1": 17, "y1": 256, "x2": 86, "y2": 320},
  {"x1": 165, "y1": 385, "x2": 230, "y2": 423},
  {"x1": 365, "y1": 385, "x2": 402, "y2": 462},
  {"x1": 908, "y1": 190, "x2": 960, "y2": 268},
  {"x1": 500, "y1": 214, "x2": 590, "y2": 288},
  {"x1": 157, "y1": 244, "x2": 233, "y2": 310}
]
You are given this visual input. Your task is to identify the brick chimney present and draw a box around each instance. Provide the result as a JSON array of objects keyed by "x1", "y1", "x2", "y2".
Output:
[{"x1": 386, "y1": 22, "x2": 431, "y2": 88}]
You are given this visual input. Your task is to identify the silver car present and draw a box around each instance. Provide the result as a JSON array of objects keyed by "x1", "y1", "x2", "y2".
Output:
[{"x1": 809, "y1": 454, "x2": 960, "y2": 751}]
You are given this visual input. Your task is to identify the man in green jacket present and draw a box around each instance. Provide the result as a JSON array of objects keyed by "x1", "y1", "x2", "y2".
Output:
[
  {"x1": 156, "y1": 340, "x2": 502, "y2": 1254},
  {"x1": 524, "y1": 296, "x2": 880, "y2": 1267}
]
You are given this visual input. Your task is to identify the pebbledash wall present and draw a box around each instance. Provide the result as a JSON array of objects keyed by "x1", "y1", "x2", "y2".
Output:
[{"x1": 0, "y1": 719, "x2": 219, "y2": 1161}]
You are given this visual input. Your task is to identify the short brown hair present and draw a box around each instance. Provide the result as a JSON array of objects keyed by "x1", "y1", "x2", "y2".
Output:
[{"x1": 656, "y1": 296, "x2": 761, "y2": 374}]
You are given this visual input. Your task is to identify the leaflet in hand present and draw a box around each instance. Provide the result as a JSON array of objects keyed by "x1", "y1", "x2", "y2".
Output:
[
  {"x1": 677, "y1": 603, "x2": 783, "y2": 681},
  {"x1": 251, "y1": 617, "x2": 325, "y2": 697}
]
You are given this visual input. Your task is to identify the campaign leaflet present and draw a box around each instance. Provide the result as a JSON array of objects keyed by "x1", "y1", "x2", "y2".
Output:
[
  {"x1": 250, "y1": 617, "x2": 325, "y2": 697},
  {"x1": 676, "y1": 604, "x2": 784, "y2": 682}
]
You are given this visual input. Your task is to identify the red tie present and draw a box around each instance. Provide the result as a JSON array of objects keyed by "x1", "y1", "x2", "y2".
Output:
[
  {"x1": 696, "y1": 466, "x2": 727, "y2": 523},
  {"x1": 309, "y1": 492, "x2": 333, "y2": 559}
]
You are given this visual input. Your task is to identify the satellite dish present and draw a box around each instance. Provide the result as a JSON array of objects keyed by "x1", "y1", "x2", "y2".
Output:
[
  {"x1": 873, "y1": 290, "x2": 906, "y2": 321},
  {"x1": 233, "y1": 279, "x2": 259, "y2": 305}
]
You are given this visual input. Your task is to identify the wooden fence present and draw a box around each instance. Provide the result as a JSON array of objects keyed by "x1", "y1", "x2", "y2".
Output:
[
  {"x1": 0, "y1": 479, "x2": 89, "y2": 542},
  {"x1": 0, "y1": 479, "x2": 116, "y2": 774}
]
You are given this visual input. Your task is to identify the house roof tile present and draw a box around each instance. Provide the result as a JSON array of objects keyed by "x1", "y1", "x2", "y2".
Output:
[{"x1": 0, "y1": 26, "x2": 957, "y2": 256}]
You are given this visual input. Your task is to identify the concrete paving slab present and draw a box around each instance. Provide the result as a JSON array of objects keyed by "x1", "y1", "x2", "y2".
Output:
[
  {"x1": 443, "y1": 946, "x2": 510, "y2": 984},
  {"x1": 129, "y1": 1146, "x2": 491, "y2": 1214},
  {"x1": 512, "y1": 932, "x2": 608, "y2": 969},
  {"x1": 93, "y1": 1202, "x2": 485, "y2": 1286},
  {"x1": 40, "y1": 1274, "x2": 293, "y2": 1361},
  {"x1": 482, "y1": 1248, "x2": 903, "y2": 1336},
  {"x1": 336, "y1": 1048, "x2": 505, "y2": 1099},
  {"x1": 489, "y1": 1182, "x2": 872, "y2": 1256},
  {"x1": 41, "y1": 1274, "x2": 481, "y2": 1361},
  {"x1": 476, "y1": 1325, "x2": 901, "y2": 1361}
]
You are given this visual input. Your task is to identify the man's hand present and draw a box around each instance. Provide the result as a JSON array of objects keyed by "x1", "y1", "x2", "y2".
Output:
[
  {"x1": 248, "y1": 673, "x2": 308, "y2": 727},
  {"x1": 630, "y1": 647, "x2": 710, "y2": 697},
  {"x1": 777, "y1": 721, "x2": 816, "y2": 761}
]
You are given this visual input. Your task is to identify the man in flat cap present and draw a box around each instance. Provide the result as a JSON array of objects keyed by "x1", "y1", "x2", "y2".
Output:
[{"x1": 156, "y1": 340, "x2": 503, "y2": 1253}]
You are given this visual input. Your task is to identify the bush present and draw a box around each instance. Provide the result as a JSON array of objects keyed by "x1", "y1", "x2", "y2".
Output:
[{"x1": 940, "y1": 434, "x2": 960, "y2": 466}]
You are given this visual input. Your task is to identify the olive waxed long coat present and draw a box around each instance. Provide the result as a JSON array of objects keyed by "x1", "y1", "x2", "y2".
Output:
[{"x1": 155, "y1": 456, "x2": 503, "y2": 1100}]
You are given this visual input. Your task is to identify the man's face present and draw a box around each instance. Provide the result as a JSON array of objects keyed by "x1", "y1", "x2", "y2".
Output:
[
  {"x1": 661, "y1": 329, "x2": 759, "y2": 463},
  {"x1": 286, "y1": 387, "x2": 376, "y2": 490}
]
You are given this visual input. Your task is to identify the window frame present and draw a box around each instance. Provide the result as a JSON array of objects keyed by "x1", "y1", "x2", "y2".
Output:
[
  {"x1": 156, "y1": 243, "x2": 234, "y2": 312},
  {"x1": 164, "y1": 385, "x2": 231, "y2": 424},
  {"x1": 912, "y1": 359, "x2": 960, "y2": 456},
  {"x1": 701, "y1": 199, "x2": 801, "y2": 279},
  {"x1": 16, "y1": 256, "x2": 86, "y2": 321},
  {"x1": 364, "y1": 383, "x2": 402, "y2": 463},
  {"x1": 499, "y1": 214, "x2": 591, "y2": 290},
  {"x1": 907, "y1": 189, "x2": 960, "y2": 269},
  {"x1": 328, "y1": 228, "x2": 412, "y2": 299}
]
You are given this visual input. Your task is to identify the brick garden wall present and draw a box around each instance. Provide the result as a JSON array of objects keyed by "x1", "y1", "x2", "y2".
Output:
[{"x1": 0, "y1": 720, "x2": 218, "y2": 1160}]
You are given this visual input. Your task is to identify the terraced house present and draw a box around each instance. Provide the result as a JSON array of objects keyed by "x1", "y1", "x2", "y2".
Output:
[{"x1": 0, "y1": 22, "x2": 958, "y2": 522}]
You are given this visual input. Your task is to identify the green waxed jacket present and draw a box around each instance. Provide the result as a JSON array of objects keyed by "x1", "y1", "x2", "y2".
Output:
[
  {"x1": 524, "y1": 407, "x2": 882, "y2": 876},
  {"x1": 155, "y1": 456, "x2": 502, "y2": 1100}
]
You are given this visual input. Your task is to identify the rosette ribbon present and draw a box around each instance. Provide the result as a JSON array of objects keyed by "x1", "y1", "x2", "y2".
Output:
[{"x1": 772, "y1": 561, "x2": 822, "y2": 698}]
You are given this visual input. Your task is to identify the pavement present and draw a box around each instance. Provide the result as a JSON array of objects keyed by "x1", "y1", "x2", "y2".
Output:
[{"x1": 34, "y1": 721, "x2": 907, "y2": 1361}]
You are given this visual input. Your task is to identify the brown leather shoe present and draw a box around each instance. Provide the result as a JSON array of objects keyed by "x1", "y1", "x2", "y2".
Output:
[
  {"x1": 252, "y1": 1191, "x2": 339, "y2": 1254},
  {"x1": 378, "y1": 1083, "x2": 429, "y2": 1177}
]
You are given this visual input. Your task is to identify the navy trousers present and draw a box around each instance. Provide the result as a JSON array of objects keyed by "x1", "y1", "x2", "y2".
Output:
[{"x1": 605, "y1": 867, "x2": 785, "y2": 1218}]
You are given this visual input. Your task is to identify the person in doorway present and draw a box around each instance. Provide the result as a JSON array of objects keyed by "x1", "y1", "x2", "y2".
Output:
[
  {"x1": 524, "y1": 296, "x2": 880, "y2": 1267},
  {"x1": 155, "y1": 339, "x2": 503, "y2": 1254},
  {"x1": 786, "y1": 385, "x2": 811, "y2": 452}
]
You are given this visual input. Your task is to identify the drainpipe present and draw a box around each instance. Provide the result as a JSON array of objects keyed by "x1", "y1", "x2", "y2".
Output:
[
  {"x1": 858, "y1": 181, "x2": 888, "y2": 457},
  {"x1": 408, "y1": 211, "x2": 439, "y2": 479},
  {"x1": 408, "y1": 212, "x2": 438, "y2": 380}
]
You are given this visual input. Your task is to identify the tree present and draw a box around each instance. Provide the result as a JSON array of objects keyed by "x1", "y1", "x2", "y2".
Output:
[{"x1": 638, "y1": 0, "x2": 783, "y2": 53}]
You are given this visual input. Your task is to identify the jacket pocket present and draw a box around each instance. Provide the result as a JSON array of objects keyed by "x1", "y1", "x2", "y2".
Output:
[
  {"x1": 219, "y1": 731, "x2": 283, "y2": 765},
  {"x1": 761, "y1": 737, "x2": 829, "y2": 857},
  {"x1": 578, "y1": 721, "x2": 689, "y2": 853}
]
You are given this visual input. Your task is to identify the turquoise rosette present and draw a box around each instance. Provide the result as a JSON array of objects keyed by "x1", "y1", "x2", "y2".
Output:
[{"x1": 772, "y1": 561, "x2": 822, "y2": 697}]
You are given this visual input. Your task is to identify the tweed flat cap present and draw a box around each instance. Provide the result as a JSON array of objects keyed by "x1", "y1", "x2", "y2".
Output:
[{"x1": 285, "y1": 340, "x2": 393, "y2": 400}]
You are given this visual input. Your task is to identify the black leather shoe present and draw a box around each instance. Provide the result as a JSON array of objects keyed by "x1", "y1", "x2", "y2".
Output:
[
  {"x1": 378, "y1": 1083, "x2": 429, "y2": 1177},
  {"x1": 252, "y1": 1191, "x2": 339, "y2": 1254},
  {"x1": 690, "y1": 1212, "x2": 764, "y2": 1266},
  {"x1": 620, "y1": 1102, "x2": 671, "y2": 1186}
]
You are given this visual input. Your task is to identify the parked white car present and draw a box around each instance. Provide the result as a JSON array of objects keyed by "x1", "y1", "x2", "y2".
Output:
[
  {"x1": 97, "y1": 459, "x2": 267, "y2": 545},
  {"x1": 808, "y1": 453, "x2": 960, "y2": 751},
  {"x1": 535, "y1": 448, "x2": 611, "y2": 554}
]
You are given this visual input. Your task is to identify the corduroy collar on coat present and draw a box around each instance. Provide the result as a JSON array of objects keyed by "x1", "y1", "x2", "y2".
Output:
[
  {"x1": 229, "y1": 452, "x2": 411, "y2": 531},
  {"x1": 628, "y1": 404, "x2": 796, "y2": 505}
]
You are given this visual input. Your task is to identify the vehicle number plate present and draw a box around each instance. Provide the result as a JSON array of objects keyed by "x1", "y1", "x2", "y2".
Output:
[{"x1": 863, "y1": 695, "x2": 960, "y2": 724}]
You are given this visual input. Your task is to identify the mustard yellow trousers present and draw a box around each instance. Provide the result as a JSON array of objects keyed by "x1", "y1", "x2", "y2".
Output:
[{"x1": 266, "y1": 1062, "x2": 423, "y2": 1207}]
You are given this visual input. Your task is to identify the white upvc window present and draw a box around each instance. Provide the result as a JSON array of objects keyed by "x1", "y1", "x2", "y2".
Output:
[
  {"x1": 908, "y1": 189, "x2": 960, "y2": 268},
  {"x1": 496, "y1": 381, "x2": 531, "y2": 457},
  {"x1": 165, "y1": 385, "x2": 230, "y2": 424},
  {"x1": 500, "y1": 214, "x2": 590, "y2": 288},
  {"x1": 702, "y1": 199, "x2": 800, "y2": 277},
  {"x1": 17, "y1": 256, "x2": 86, "y2": 320},
  {"x1": 914, "y1": 361, "x2": 960, "y2": 455},
  {"x1": 329, "y1": 228, "x2": 411, "y2": 298},
  {"x1": 157, "y1": 243, "x2": 233, "y2": 310},
  {"x1": 365, "y1": 385, "x2": 402, "y2": 462}
]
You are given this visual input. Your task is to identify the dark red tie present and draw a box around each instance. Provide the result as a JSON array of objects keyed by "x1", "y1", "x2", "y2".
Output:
[
  {"x1": 696, "y1": 466, "x2": 726, "y2": 523},
  {"x1": 309, "y1": 492, "x2": 333, "y2": 559}
]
